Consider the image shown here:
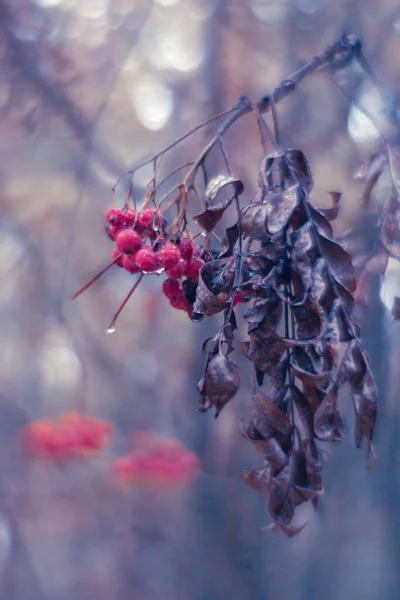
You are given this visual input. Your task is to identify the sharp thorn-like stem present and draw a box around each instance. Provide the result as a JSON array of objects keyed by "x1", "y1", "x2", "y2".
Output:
[{"x1": 71, "y1": 254, "x2": 122, "y2": 301}]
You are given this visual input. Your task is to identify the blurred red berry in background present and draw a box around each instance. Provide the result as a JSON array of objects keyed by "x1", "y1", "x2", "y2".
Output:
[{"x1": 112, "y1": 434, "x2": 200, "y2": 490}]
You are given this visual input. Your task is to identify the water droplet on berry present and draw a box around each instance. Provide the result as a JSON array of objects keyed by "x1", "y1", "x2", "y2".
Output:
[
  {"x1": 191, "y1": 312, "x2": 204, "y2": 322},
  {"x1": 106, "y1": 325, "x2": 116, "y2": 334},
  {"x1": 142, "y1": 268, "x2": 165, "y2": 275}
]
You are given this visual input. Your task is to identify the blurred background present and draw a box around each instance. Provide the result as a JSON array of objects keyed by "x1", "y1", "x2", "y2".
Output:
[{"x1": 1, "y1": 0, "x2": 400, "y2": 598}]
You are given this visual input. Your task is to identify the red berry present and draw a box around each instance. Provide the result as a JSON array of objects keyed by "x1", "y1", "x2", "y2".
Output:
[
  {"x1": 166, "y1": 258, "x2": 187, "y2": 279},
  {"x1": 123, "y1": 209, "x2": 137, "y2": 228},
  {"x1": 136, "y1": 208, "x2": 159, "y2": 231},
  {"x1": 185, "y1": 256, "x2": 204, "y2": 281},
  {"x1": 179, "y1": 238, "x2": 194, "y2": 261},
  {"x1": 112, "y1": 248, "x2": 124, "y2": 267},
  {"x1": 157, "y1": 243, "x2": 181, "y2": 270},
  {"x1": 106, "y1": 224, "x2": 124, "y2": 241},
  {"x1": 162, "y1": 278, "x2": 184, "y2": 300},
  {"x1": 116, "y1": 230, "x2": 142, "y2": 254},
  {"x1": 233, "y1": 290, "x2": 249, "y2": 307},
  {"x1": 23, "y1": 420, "x2": 68, "y2": 458},
  {"x1": 122, "y1": 254, "x2": 140, "y2": 274},
  {"x1": 135, "y1": 248, "x2": 161, "y2": 272},
  {"x1": 105, "y1": 208, "x2": 125, "y2": 225},
  {"x1": 170, "y1": 296, "x2": 189, "y2": 311}
]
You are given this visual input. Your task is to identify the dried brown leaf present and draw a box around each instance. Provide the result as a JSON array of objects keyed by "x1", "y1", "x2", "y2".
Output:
[
  {"x1": 193, "y1": 258, "x2": 236, "y2": 316},
  {"x1": 218, "y1": 224, "x2": 239, "y2": 259},
  {"x1": 241, "y1": 325, "x2": 286, "y2": 375},
  {"x1": 342, "y1": 341, "x2": 377, "y2": 449},
  {"x1": 267, "y1": 458, "x2": 295, "y2": 525},
  {"x1": 292, "y1": 452, "x2": 323, "y2": 511},
  {"x1": 380, "y1": 192, "x2": 400, "y2": 261},
  {"x1": 318, "y1": 234, "x2": 356, "y2": 292},
  {"x1": 318, "y1": 191, "x2": 341, "y2": 221},
  {"x1": 194, "y1": 175, "x2": 244, "y2": 232},
  {"x1": 292, "y1": 365, "x2": 330, "y2": 387},
  {"x1": 201, "y1": 352, "x2": 240, "y2": 417},
  {"x1": 244, "y1": 293, "x2": 283, "y2": 331},
  {"x1": 388, "y1": 146, "x2": 400, "y2": 197},
  {"x1": 313, "y1": 386, "x2": 343, "y2": 441},
  {"x1": 285, "y1": 149, "x2": 314, "y2": 194},
  {"x1": 252, "y1": 387, "x2": 291, "y2": 437}
]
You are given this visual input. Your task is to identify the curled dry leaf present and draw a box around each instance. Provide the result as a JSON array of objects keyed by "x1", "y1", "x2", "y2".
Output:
[
  {"x1": 387, "y1": 146, "x2": 400, "y2": 197},
  {"x1": 318, "y1": 191, "x2": 341, "y2": 221},
  {"x1": 380, "y1": 191, "x2": 400, "y2": 261},
  {"x1": 194, "y1": 175, "x2": 244, "y2": 232},
  {"x1": 218, "y1": 224, "x2": 239, "y2": 259},
  {"x1": 379, "y1": 144, "x2": 400, "y2": 260},
  {"x1": 200, "y1": 352, "x2": 240, "y2": 418},
  {"x1": 265, "y1": 187, "x2": 299, "y2": 234},
  {"x1": 326, "y1": 298, "x2": 352, "y2": 342},
  {"x1": 317, "y1": 234, "x2": 356, "y2": 293},
  {"x1": 292, "y1": 364, "x2": 330, "y2": 387},
  {"x1": 193, "y1": 258, "x2": 236, "y2": 316},
  {"x1": 239, "y1": 187, "x2": 299, "y2": 237},
  {"x1": 241, "y1": 329, "x2": 286, "y2": 376},
  {"x1": 285, "y1": 149, "x2": 314, "y2": 194},
  {"x1": 251, "y1": 387, "x2": 291, "y2": 438},
  {"x1": 313, "y1": 386, "x2": 343, "y2": 442},
  {"x1": 342, "y1": 341, "x2": 377, "y2": 451},
  {"x1": 244, "y1": 293, "x2": 283, "y2": 330}
]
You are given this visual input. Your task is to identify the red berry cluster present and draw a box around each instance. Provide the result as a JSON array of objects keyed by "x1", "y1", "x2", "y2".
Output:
[
  {"x1": 112, "y1": 433, "x2": 200, "y2": 489},
  {"x1": 22, "y1": 412, "x2": 114, "y2": 459},
  {"x1": 105, "y1": 206, "x2": 205, "y2": 316}
]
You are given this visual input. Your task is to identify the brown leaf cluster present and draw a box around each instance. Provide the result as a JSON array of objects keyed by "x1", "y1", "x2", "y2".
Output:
[{"x1": 194, "y1": 148, "x2": 378, "y2": 535}]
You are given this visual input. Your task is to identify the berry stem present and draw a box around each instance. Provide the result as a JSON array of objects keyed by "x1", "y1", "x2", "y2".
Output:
[
  {"x1": 106, "y1": 274, "x2": 144, "y2": 331},
  {"x1": 111, "y1": 107, "x2": 237, "y2": 192},
  {"x1": 71, "y1": 254, "x2": 123, "y2": 301},
  {"x1": 149, "y1": 161, "x2": 195, "y2": 204}
]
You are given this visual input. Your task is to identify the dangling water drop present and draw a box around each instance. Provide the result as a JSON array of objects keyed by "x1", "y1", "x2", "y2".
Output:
[
  {"x1": 191, "y1": 312, "x2": 204, "y2": 322},
  {"x1": 142, "y1": 267, "x2": 165, "y2": 275},
  {"x1": 106, "y1": 325, "x2": 116, "y2": 334}
]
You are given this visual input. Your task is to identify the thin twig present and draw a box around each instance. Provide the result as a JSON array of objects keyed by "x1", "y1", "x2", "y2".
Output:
[{"x1": 182, "y1": 35, "x2": 364, "y2": 189}]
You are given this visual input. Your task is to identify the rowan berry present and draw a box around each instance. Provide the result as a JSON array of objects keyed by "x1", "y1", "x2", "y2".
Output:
[
  {"x1": 162, "y1": 278, "x2": 184, "y2": 300},
  {"x1": 135, "y1": 248, "x2": 161, "y2": 272},
  {"x1": 122, "y1": 254, "x2": 140, "y2": 274},
  {"x1": 112, "y1": 248, "x2": 124, "y2": 267},
  {"x1": 112, "y1": 435, "x2": 200, "y2": 489},
  {"x1": 179, "y1": 237, "x2": 194, "y2": 261},
  {"x1": 136, "y1": 208, "x2": 159, "y2": 231},
  {"x1": 60, "y1": 412, "x2": 113, "y2": 453},
  {"x1": 106, "y1": 224, "x2": 124, "y2": 241},
  {"x1": 116, "y1": 230, "x2": 142, "y2": 254},
  {"x1": 23, "y1": 420, "x2": 68, "y2": 458},
  {"x1": 105, "y1": 208, "x2": 125, "y2": 225},
  {"x1": 170, "y1": 295, "x2": 189, "y2": 311},
  {"x1": 123, "y1": 208, "x2": 137, "y2": 228},
  {"x1": 166, "y1": 258, "x2": 187, "y2": 279},
  {"x1": 233, "y1": 290, "x2": 250, "y2": 307},
  {"x1": 113, "y1": 455, "x2": 138, "y2": 483},
  {"x1": 157, "y1": 243, "x2": 181, "y2": 270},
  {"x1": 185, "y1": 256, "x2": 204, "y2": 281}
]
